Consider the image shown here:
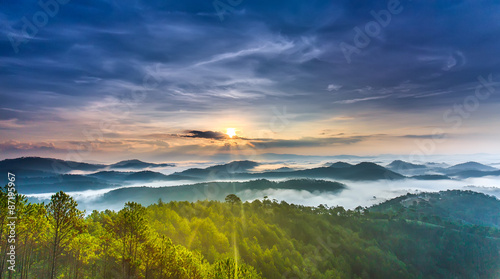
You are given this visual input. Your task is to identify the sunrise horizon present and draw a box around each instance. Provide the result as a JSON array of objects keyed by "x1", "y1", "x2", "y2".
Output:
[{"x1": 1, "y1": 1, "x2": 500, "y2": 278}]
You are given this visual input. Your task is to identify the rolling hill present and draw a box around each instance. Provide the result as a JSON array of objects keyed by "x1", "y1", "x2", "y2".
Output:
[
  {"x1": 0, "y1": 157, "x2": 105, "y2": 174},
  {"x1": 91, "y1": 179, "x2": 346, "y2": 206},
  {"x1": 370, "y1": 190, "x2": 500, "y2": 228},
  {"x1": 324, "y1": 161, "x2": 353, "y2": 168},
  {"x1": 171, "y1": 161, "x2": 405, "y2": 181},
  {"x1": 447, "y1": 169, "x2": 500, "y2": 179},
  {"x1": 446, "y1": 161, "x2": 498, "y2": 172},
  {"x1": 387, "y1": 160, "x2": 427, "y2": 170},
  {"x1": 110, "y1": 159, "x2": 174, "y2": 169}
]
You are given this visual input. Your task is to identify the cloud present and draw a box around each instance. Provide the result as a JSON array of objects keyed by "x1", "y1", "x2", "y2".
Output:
[
  {"x1": 327, "y1": 84, "x2": 343, "y2": 91},
  {"x1": 194, "y1": 39, "x2": 295, "y2": 67},
  {"x1": 249, "y1": 136, "x2": 367, "y2": 149},
  {"x1": 0, "y1": 140, "x2": 58, "y2": 152},
  {"x1": 401, "y1": 134, "x2": 448, "y2": 140},
  {"x1": 0, "y1": 119, "x2": 26, "y2": 130},
  {"x1": 1, "y1": 0, "x2": 500, "y2": 158},
  {"x1": 181, "y1": 130, "x2": 229, "y2": 140},
  {"x1": 333, "y1": 95, "x2": 389, "y2": 104},
  {"x1": 0, "y1": 138, "x2": 175, "y2": 160}
]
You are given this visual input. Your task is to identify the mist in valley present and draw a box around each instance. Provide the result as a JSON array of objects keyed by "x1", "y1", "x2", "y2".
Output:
[{"x1": 26, "y1": 175, "x2": 500, "y2": 213}]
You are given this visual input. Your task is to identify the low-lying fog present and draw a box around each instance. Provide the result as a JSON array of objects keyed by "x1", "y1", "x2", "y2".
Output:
[
  {"x1": 21, "y1": 155, "x2": 500, "y2": 212},
  {"x1": 238, "y1": 177, "x2": 500, "y2": 209},
  {"x1": 27, "y1": 176, "x2": 500, "y2": 213}
]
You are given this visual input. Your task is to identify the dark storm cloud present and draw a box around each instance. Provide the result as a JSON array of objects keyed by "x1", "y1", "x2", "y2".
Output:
[
  {"x1": 1, "y1": 0, "x2": 500, "y2": 146},
  {"x1": 182, "y1": 130, "x2": 229, "y2": 140}
]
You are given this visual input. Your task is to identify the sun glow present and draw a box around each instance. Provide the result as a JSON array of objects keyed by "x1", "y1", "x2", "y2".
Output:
[{"x1": 226, "y1": 128, "x2": 237, "y2": 138}]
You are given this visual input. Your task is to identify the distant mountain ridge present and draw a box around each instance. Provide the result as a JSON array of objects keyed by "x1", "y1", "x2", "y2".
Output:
[
  {"x1": 4, "y1": 157, "x2": 500, "y2": 194},
  {"x1": 325, "y1": 162, "x2": 353, "y2": 168},
  {"x1": 171, "y1": 160, "x2": 260, "y2": 179},
  {"x1": 387, "y1": 160, "x2": 427, "y2": 170},
  {"x1": 284, "y1": 162, "x2": 404, "y2": 181},
  {"x1": 0, "y1": 157, "x2": 105, "y2": 173},
  {"x1": 172, "y1": 161, "x2": 404, "y2": 181},
  {"x1": 446, "y1": 161, "x2": 498, "y2": 172},
  {"x1": 110, "y1": 159, "x2": 174, "y2": 169},
  {"x1": 448, "y1": 170, "x2": 500, "y2": 179},
  {"x1": 0, "y1": 157, "x2": 175, "y2": 175}
]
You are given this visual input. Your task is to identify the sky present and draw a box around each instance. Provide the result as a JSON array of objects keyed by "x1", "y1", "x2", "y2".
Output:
[{"x1": 1, "y1": 0, "x2": 500, "y2": 163}]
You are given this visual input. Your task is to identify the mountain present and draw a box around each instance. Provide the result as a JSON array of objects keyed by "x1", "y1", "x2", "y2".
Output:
[
  {"x1": 17, "y1": 174, "x2": 116, "y2": 194},
  {"x1": 257, "y1": 153, "x2": 371, "y2": 161},
  {"x1": 15, "y1": 160, "x2": 404, "y2": 195},
  {"x1": 110, "y1": 159, "x2": 174, "y2": 169},
  {"x1": 271, "y1": 167, "x2": 296, "y2": 172},
  {"x1": 255, "y1": 162, "x2": 405, "y2": 181},
  {"x1": 94, "y1": 179, "x2": 345, "y2": 206},
  {"x1": 425, "y1": 162, "x2": 450, "y2": 168},
  {"x1": 0, "y1": 157, "x2": 175, "y2": 176},
  {"x1": 13, "y1": 157, "x2": 499, "y2": 197},
  {"x1": 17, "y1": 170, "x2": 172, "y2": 194},
  {"x1": 0, "y1": 157, "x2": 105, "y2": 174},
  {"x1": 87, "y1": 171, "x2": 132, "y2": 181},
  {"x1": 172, "y1": 160, "x2": 259, "y2": 178},
  {"x1": 446, "y1": 161, "x2": 497, "y2": 172},
  {"x1": 125, "y1": 170, "x2": 170, "y2": 181},
  {"x1": 325, "y1": 161, "x2": 353, "y2": 168},
  {"x1": 0, "y1": 169, "x2": 56, "y2": 178},
  {"x1": 370, "y1": 190, "x2": 500, "y2": 228},
  {"x1": 205, "y1": 160, "x2": 259, "y2": 172},
  {"x1": 88, "y1": 170, "x2": 172, "y2": 181},
  {"x1": 448, "y1": 170, "x2": 500, "y2": 179},
  {"x1": 0, "y1": 157, "x2": 176, "y2": 189},
  {"x1": 170, "y1": 161, "x2": 404, "y2": 181},
  {"x1": 387, "y1": 160, "x2": 427, "y2": 170}
]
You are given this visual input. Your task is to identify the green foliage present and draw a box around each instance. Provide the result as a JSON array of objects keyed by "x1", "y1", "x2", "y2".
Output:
[
  {"x1": 1, "y1": 188, "x2": 499, "y2": 278},
  {"x1": 371, "y1": 190, "x2": 500, "y2": 228},
  {"x1": 46, "y1": 191, "x2": 84, "y2": 278},
  {"x1": 225, "y1": 194, "x2": 242, "y2": 204},
  {"x1": 208, "y1": 258, "x2": 261, "y2": 278}
]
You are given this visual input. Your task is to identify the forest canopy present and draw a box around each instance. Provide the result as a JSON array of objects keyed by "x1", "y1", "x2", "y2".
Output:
[{"x1": 1, "y1": 186, "x2": 500, "y2": 279}]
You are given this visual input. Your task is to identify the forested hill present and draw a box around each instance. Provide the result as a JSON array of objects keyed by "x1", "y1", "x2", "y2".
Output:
[
  {"x1": 92, "y1": 179, "x2": 346, "y2": 206},
  {"x1": 370, "y1": 190, "x2": 500, "y2": 228},
  {"x1": 1, "y1": 188, "x2": 500, "y2": 279}
]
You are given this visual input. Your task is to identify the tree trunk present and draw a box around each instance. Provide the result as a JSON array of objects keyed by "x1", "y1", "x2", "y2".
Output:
[{"x1": 50, "y1": 230, "x2": 59, "y2": 279}]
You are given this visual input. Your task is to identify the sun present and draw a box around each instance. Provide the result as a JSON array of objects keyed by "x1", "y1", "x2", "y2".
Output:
[{"x1": 226, "y1": 128, "x2": 237, "y2": 138}]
